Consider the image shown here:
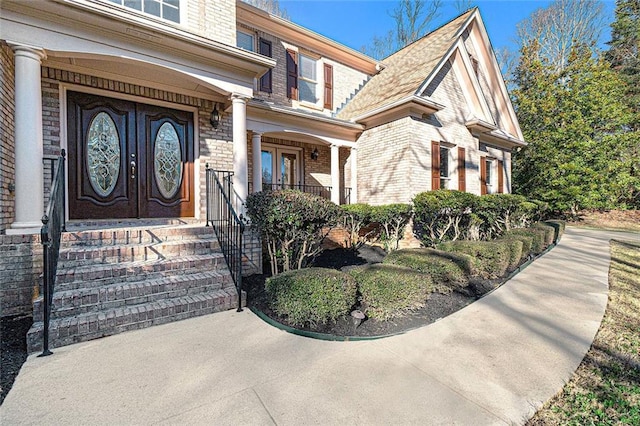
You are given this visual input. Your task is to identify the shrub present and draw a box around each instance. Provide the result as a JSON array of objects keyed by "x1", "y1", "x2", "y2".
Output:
[
  {"x1": 413, "y1": 190, "x2": 478, "y2": 247},
  {"x1": 475, "y1": 194, "x2": 528, "y2": 239},
  {"x1": 506, "y1": 228, "x2": 547, "y2": 254},
  {"x1": 437, "y1": 240, "x2": 511, "y2": 278},
  {"x1": 544, "y1": 220, "x2": 566, "y2": 242},
  {"x1": 497, "y1": 239, "x2": 524, "y2": 270},
  {"x1": 246, "y1": 190, "x2": 342, "y2": 275},
  {"x1": 498, "y1": 234, "x2": 534, "y2": 261},
  {"x1": 341, "y1": 204, "x2": 378, "y2": 250},
  {"x1": 531, "y1": 222, "x2": 556, "y2": 246},
  {"x1": 265, "y1": 268, "x2": 357, "y2": 326},
  {"x1": 370, "y1": 203, "x2": 412, "y2": 251},
  {"x1": 350, "y1": 264, "x2": 432, "y2": 320},
  {"x1": 383, "y1": 248, "x2": 472, "y2": 291}
]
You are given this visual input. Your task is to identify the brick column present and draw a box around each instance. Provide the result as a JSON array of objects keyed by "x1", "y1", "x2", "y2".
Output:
[{"x1": 7, "y1": 45, "x2": 46, "y2": 234}]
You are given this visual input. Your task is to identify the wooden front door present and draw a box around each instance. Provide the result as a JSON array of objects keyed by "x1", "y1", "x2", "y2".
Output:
[{"x1": 67, "y1": 91, "x2": 194, "y2": 219}]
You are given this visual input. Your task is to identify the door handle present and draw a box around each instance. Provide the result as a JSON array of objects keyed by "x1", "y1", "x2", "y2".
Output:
[{"x1": 130, "y1": 160, "x2": 136, "y2": 179}]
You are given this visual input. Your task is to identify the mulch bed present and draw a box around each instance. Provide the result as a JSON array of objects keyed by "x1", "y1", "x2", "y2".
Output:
[
  {"x1": 244, "y1": 245, "x2": 503, "y2": 338},
  {"x1": 1, "y1": 315, "x2": 32, "y2": 405}
]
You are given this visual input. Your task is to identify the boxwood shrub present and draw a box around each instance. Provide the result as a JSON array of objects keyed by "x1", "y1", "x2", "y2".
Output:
[
  {"x1": 437, "y1": 240, "x2": 511, "y2": 278},
  {"x1": 498, "y1": 234, "x2": 534, "y2": 261},
  {"x1": 265, "y1": 268, "x2": 357, "y2": 327},
  {"x1": 531, "y1": 222, "x2": 556, "y2": 246},
  {"x1": 496, "y1": 239, "x2": 524, "y2": 270},
  {"x1": 505, "y1": 228, "x2": 547, "y2": 254},
  {"x1": 350, "y1": 264, "x2": 432, "y2": 321},
  {"x1": 383, "y1": 248, "x2": 473, "y2": 291},
  {"x1": 544, "y1": 220, "x2": 566, "y2": 242}
]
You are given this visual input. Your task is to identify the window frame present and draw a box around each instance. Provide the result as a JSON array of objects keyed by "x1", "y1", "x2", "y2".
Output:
[
  {"x1": 439, "y1": 146, "x2": 451, "y2": 189},
  {"x1": 485, "y1": 158, "x2": 493, "y2": 187},
  {"x1": 106, "y1": 0, "x2": 182, "y2": 24},
  {"x1": 236, "y1": 30, "x2": 256, "y2": 52},
  {"x1": 297, "y1": 53, "x2": 318, "y2": 105}
]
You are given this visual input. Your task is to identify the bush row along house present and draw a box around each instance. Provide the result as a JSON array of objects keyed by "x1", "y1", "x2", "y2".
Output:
[{"x1": 0, "y1": 0, "x2": 525, "y2": 334}]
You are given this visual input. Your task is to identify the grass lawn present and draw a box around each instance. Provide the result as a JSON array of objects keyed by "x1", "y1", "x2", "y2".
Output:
[{"x1": 528, "y1": 238, "x2": 640, "y2": 425}]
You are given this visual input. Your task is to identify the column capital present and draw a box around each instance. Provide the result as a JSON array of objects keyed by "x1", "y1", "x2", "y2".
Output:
[
  {"x1": 8, "y1": 43, "x2": 47, "y2": 61},
  {"x1": 230, "y1": 93, "x2": 251, "y2": 103},
  {"x1": 250, "y1": 131, "x2": 262, "y2": 138}
]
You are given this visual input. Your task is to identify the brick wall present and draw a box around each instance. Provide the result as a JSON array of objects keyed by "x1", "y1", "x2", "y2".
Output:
[
  {"x1": 186, "y1": 0, "x2": 236, "y2": 46},
  {"x1": 0, "y1": 234, "x2": 42, "y2": 317},
  {"x1": 0, "y1": 42, "x2": 15, "y2": 234}
]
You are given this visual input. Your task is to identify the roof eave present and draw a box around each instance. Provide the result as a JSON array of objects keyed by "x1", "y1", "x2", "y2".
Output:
[{"x1": 351, "y1": 95, "x2": 444, "y2": 124}]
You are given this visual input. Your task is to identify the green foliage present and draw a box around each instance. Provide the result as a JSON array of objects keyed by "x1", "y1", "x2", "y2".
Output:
[
  {"x1": 350, "y1": 264, "x2": 432, "y2": 320},
  {"x1": 498, "y1": 239, "x2": 524, "y2": 270},
  {"x1": 532, "y1": 222, "x2": 556, "y2": 246},
  {"x1": 370, "y1": 203, "x2": 412, "y2": 251},
  {"x1": 246, "y1": 190, "x2": 342, "y2": 275},
  {"x1": 438, "y1": 240, "x2": 511, "y2": 279},
  {"x1": 383, "y1": 248, "x2": 473, "y2": 291},
  {"x1": 413, "y1": 190, "x2": 477, "y2": 246},
  {"x1": 544, "y1": 220, "x2": 566, "y2": 241},
  {"x1": 498, "y1": 234, "x2": 534, "y2": 261},
  {"x1": 513, "y1": 40, "x2": 640, "y2": 213},
  {"x1": 265, "y1": 268, "x2": 357, "y2": 326},
  {"x1": 475, "y1": 194, "x2": 528, "y2": 238},
  {"x1": 341, "y1": 204, "x2": 378, "y2": 250},
  {"x1": 505, "y1": 228, "x2": 548, "y2": 254}
]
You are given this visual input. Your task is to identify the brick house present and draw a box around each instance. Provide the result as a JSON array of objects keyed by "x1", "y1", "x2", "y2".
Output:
[{"x1": 0, "y1": 0, "x2": 525, "y2": 350}]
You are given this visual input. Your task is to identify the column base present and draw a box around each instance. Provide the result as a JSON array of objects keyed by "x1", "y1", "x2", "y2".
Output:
[{"x1": 6, "y1": 222, "x2": 42, "y2": 235}]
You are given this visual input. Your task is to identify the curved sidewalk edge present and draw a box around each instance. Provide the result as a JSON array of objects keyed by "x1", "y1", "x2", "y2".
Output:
[{"x1": 1, "y1": 227, "x2": 638, "y2": 425}]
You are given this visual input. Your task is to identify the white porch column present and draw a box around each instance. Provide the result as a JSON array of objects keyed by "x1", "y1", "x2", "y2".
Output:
[
  {"x1": 231, "y1": 95, "x2": 249, "y2": 211},
  {"x1": 350, "y1": 147, "x2": 357, "y2": 204},
  {"x1": 330, "y1": 144, "x2": 340, "y2": 204},
  {"x1": 251, "y1": 132, "x2": 262, "y2": 193},
  {"x1": 8, "y1": 45, "x2": 46, "y2": 234}
]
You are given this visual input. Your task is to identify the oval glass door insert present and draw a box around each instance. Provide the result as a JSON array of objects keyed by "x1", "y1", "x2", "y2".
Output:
[
  {"x1": 154, "y1": 122, "x2": 182, "y2": 199},
  {"x1": 87, "y1": 112, "x2": 120, "y2": 197}
]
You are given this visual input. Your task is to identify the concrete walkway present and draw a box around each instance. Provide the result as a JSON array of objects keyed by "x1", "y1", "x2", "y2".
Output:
[{"x1": 2, "y1": 227, "x2": 638, "y2": 425}]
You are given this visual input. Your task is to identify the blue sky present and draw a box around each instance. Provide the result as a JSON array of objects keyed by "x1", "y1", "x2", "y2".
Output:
[{"x1": 280, "y1": 0, "x2": 616, "y2": 56}]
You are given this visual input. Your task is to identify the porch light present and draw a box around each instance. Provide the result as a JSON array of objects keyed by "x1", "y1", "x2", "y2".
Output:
[
  {"x1": 210, "y1": 103, "x2": 220, "y2": 129},
  {"x1": 310, "y1": 147, "x2": 319, "y2": 161}
]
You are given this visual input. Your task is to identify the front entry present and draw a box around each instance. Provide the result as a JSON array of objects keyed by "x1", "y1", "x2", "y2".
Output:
[
  {"x1": 67, "y1": 91, "x2": 194, "y2": 219},
  {"x1": 261, "y1": 146, "x2": 301, "y2": 189}
]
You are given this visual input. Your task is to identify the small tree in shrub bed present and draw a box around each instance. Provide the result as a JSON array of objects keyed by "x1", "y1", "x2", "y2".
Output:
[
  {"x1": 383, "y1": 248, "x2": 473, "y2": 291},
  {"x1": 437, "y1": 240, "x2": 512, "y2": 278},
  {"x1": 413, "y1": 190, "x2": 477, "y2": 247},
  {"x1": 350, "y1": 264, "x2": 432, "y2": 320},
  {"x1": 341, "y1": 204, "x2": 378, "y2": 250},
  {"x1": 371, "y1": 203, "x2": 412, "y2": 251},
  {"x1": 265, "y1": 268, "x2": 357, "y2": 327},
  {"x1": 246, "y1": 190, "x2": 342, "y2": 275}
]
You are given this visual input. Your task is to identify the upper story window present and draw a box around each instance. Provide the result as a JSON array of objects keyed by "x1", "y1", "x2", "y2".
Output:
[
  {"x1": 107, "y1": 0, "x2": 180, "y2": 23},
  {"x1": 237, "y1": 30, "x2": 255, "y2": 52},
  {"x1": 298, "y1": 54, "x2": 317, "y2": 104}
]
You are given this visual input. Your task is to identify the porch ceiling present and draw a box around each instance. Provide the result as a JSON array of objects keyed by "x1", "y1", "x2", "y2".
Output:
[{"x1": 45, "y1": 54, "x2": 229, "y2": 100}]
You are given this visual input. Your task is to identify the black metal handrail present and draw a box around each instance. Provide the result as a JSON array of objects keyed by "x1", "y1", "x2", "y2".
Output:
[
  {"x1": 40, "y1": 149, "x2": 66, "y2": 356},
  {"x1": 206, "y1": 166, "x2": 245, "y2": 312},
  {"x1": 248, "y1": 182, "x2": 352, "y2": 204}
]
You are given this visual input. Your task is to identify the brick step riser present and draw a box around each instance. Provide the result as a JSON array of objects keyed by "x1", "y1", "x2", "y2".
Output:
[
  {"x1": 27, "y1": 290, "x2": 244, "y2": 353},
  {"x1": 58, "y1": 241, "x2": 219, "y2": 269},
  {"x1": 60, "y1": 228, "x2": 215, "y2": 249},
  {"x1": 33, "y1": 274, "x2": 234, "y2": 321},
  {"x1": 55, "y1": 255, "x2": 227, "y2": 287}
]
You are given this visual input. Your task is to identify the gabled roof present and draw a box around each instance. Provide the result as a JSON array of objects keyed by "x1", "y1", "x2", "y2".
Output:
[{"x1": 336, "y1": 10, "x2": 473, "y2": 120}]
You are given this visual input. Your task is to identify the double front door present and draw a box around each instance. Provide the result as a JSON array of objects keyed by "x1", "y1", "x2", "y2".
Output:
[
  {"x1": 261, "y1": 147, "x2": 301, "y2": 190},
  {"x1": 67, "y1": 91, "x2": 194, "y2": 219}
]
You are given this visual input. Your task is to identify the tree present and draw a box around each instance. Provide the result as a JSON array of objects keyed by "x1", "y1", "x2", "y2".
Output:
[
  {"x1": 516, "y1": 0, "x2": 605, "y2": 72},
  {"x1": 512, "y1": 41, "x2": 639, "y2": 214},
  {"x1": 241, "y1": 0, "x2": 288, "y2": 19},
  {"x1": 362, "y1": 0, "x2": 442, "y2": 59},
  {"x1": 606, "y1": 0, "x2": 640, "y2": 130},
  {"x1": 453, "y1": 0, "x2": 474, "y2": 13}
]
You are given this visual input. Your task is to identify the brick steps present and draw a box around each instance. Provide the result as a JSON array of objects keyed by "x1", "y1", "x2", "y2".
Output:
[
  {"x1": 27, "y1": 222, "x2": 240, "y2": 353},
  {"x1": 28, "y1": 289, "x2": 242, "y2": 353}
]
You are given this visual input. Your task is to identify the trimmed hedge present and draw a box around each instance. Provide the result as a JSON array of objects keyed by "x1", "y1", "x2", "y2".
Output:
[
  {"x1": 350, "y1": 264, "x2": 432, "y2": 320},
  {"x1": 498, "y1": 234, "x2": 534, "y2": 261},
  {"x1": 497, "y1": 239, "x2": 524, "y2": 270},
  {"x1": 437, "y1": 240, "x2": 511, "y2": 278},
  {"x1": 532, "y1": 223, "x2": 555, "y2": 246},
  {"x1": 265, "y1": 268, "x2": 357, "y2": 326},
  {"x1": 505, "y1": 228, "x2": 547, "y2": 254},
  {"x1": 544, "y1": 220, "x2": 566, "y2": 242},
  {"x1": 383, "y1": 248, "x2": 473, "y2": 291}
]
